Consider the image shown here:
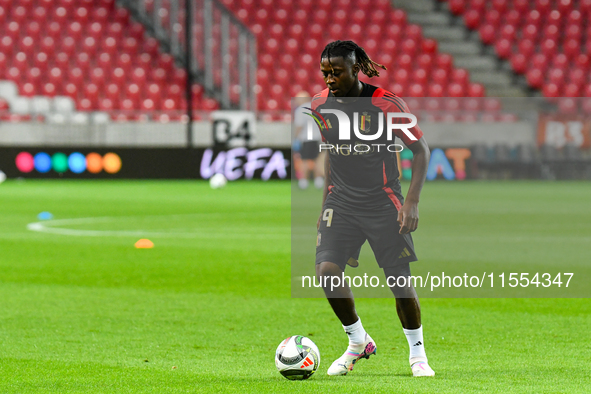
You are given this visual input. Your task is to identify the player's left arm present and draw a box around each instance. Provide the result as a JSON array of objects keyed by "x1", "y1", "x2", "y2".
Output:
[{"x1": 398, "y1": 136, "x2": 430, "y2": 234}]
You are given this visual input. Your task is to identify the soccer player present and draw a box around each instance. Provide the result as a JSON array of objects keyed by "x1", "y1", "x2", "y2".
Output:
[{"x1": 312, "y1": 40, "x2": 434, "y2": 377}]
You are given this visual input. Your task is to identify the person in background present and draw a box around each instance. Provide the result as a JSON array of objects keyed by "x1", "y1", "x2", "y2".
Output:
[{"x1": 293, "y1": 91, "x2": 325, "y2": 189}]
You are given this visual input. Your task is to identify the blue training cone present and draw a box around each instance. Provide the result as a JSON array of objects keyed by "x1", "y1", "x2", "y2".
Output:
[{"x1": 37, "y1": 212, "x2": 54, "y2": 220}]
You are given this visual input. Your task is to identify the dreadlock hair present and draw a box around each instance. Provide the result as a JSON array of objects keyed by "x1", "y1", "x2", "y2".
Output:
[{"x1": 321, "y1": 40, "x2": 387, "y2": 78}]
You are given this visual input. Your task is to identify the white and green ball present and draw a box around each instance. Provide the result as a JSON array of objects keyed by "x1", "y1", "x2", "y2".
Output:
[{"x1": 275, "y1": 335, "x2": 320, "y2": 380}]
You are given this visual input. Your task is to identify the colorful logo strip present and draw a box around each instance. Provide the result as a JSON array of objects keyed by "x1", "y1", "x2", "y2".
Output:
[{"x1": 15, "y1": 152, "x2": 122, "y2": 174}]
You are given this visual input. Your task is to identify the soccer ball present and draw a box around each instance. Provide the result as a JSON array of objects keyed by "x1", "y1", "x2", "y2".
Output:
[
  {"x1": 0, "y1": 170, "x2": 5, "y2": 184},
  {"x1": 275, "y1": 335, "x2": 320, "y2": 380},
  {"x1": 209, "y1": 173, "x2": 227, "y2": 189}
]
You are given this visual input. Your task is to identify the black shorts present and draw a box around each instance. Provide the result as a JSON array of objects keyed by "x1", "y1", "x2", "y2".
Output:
[
  {"x1": 301, "y1": 141, "x2": 320, "y2": 160},
  {"x1": 315, "y1": 202, "x2": 418, "y2": 270}
]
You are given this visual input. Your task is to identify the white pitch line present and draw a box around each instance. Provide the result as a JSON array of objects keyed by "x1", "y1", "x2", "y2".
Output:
[{"x1": 26, "y1": 215, "x2": 290, "y2": 239}]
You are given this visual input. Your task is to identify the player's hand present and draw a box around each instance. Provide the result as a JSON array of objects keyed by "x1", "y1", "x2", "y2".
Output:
[{"x1": 397, "y1": 202, "x2": 419, "y2": 234}]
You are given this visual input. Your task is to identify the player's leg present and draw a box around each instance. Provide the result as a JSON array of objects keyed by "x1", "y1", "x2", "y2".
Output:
[
  {"x1": 316, "y1": 208, "x2": 375, "y2": 376},
  {"x1": 364, "y1": 206, "x2": 435, "y2": 377},
  {"x1": 313, "y1": 147, "x2": 325, "y2": 189},
  {"x1": 383, "y1": 264, "x2": 435, "y2": 377},
  {"x1": 316, "y1": 261, "x2": 377, "y2": 376},
  {"x1": 315, "y1": 261, "x2": 357, "y2": 325}
]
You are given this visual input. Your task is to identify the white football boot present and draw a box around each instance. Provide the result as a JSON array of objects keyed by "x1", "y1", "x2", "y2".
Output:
[
  {"x1": 327, "y1": 334, "x2": 377, "y2": 376},
  {"x1": 410, "y1": 358, "x2": 435, "y2": 377}
]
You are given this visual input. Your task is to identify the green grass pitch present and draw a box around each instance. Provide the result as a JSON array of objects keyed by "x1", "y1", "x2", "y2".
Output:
[{"x1": 0, "y1": 179, "x2": 590, "y2": 393}]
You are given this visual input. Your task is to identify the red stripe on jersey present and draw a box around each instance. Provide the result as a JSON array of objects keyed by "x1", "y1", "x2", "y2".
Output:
[
  {"x1": 371, "y1": 88, "x2": 423, "y2": 145},
  {"x1": 382, "y1": 161, "x2": 387, "y2": 186},
  {"x1": 311, "y1": 89, "x2": 329, "y2": 111},
  {"x1": 383, "y1": 187, "x2": 402, "y2": 211}
]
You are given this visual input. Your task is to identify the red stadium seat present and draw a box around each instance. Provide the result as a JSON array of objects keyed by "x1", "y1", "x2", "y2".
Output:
[
  {"x1": 401, "y1": 39, "x2": 418, "y2": 57},
  {"x1": 20, "y1": 36, "x2": 35, "y2": 56},
  {"x1": 542, "y1": 25, "x2": 560, "y2": 42},
  {"x1": 131, "y1": 67, "x2": 147, "y2": 86},
  {"x1": 568, "y1": 68, "x2": 586, "y2": 87},
  {"x1": 26, "y1": 21, "x2": 41, "y2": 40},
  {"x1": 417, "y1": 53, "x2": 434, "y2": 71},
  {"x1": 431, "y1": 68, "x2": 448, "y2": 86},
  {"x1": 42, "y1": 82, "x2": 57, "y2": 97},
  {"x1": 13, "y1": 52, "x2": 28, "y2": 72},
  {"x1": 92, "y1": 6, "x2": 109, "y2": 24},
  {"x1": 483, "y1": 98, "x2": 501, "y2": 112},
  {"x1": 540, "y1": 39, "x2": 557, "y2": 58},
  {"x1": 11, "y1": 6, "x2": 28, "y2": 24},
  {"x1": 500, "y1": 25, "x2": 517, "y2": 42},
  {"x1": 469, "y1": 0, "x2": 486, "y2": 13},
  {"x1": 74, "y1": 6, "x2": 90, "y2": 24},
  {"x1": 21, "y1": 82, "x2": 35, "y2": 97},
  {"x1": 0, "y1": 6, "x2": 6, "y2": 25},
  {"x1": 504, "y1": 10, "x2": 521, "y2": 27},
  {"x1": 463, "y1": 10, "x2": 480, "y2": 30},
  {"x1": 513, "y1": 0, "x2": 529, "y2": 13},
  {"x1": 62, "y1": 36, "x2": 77, "y2": 57},
  {"x1": 567, "y1": 10, "x2": 582, "y2": 26},
  {"x1": 517, "y1": 39, "x2": 535, "y2": 58},
  {"x1": 421, "y1": 38, "x2": 437, "y2": 54},
  {"x1": 510, "y1": 53, "x2": 527, "y2": 74},
  {"x1": 90, "y1": 68, "x2": 107, "y2": 87},
  {"x1": 6, "y1": 21, "x2": 20, "y2": 41},
  {"x1": 99, "y1": 98, "x2": 114, "y2": 111},
  {"x1": 76, "y1": 52, "x2": 91, "y2": 72},
  {"x1": 6, "y1": 67, "x2": 22, "y2": 84},
  {"x1": 47, "y1": 22, "x2": 61, "y2": 40},
  {"x1": 0, "y1": 52, "x2": 6, "y2": 75},
  {"x1": 129, "y1": 22, "x2": 145, "y2": 41},
  {"x1": 535, "y1": 0, "x2": 552, "y2": 14},
  {"x1": 563, "y1": 39, "x2": 580, "y2": 59},
  {"x1": 563, "y1": 83, "x2": 580, "y2": 98},
  {"x1": 113, "y1": 7, "x2": 129, "y2": 24},
  {"x1": 398, "y1": 54, "x2": 413, "y2": 71},
  {"x1": 68, "y1": 67, "x2": 84, "y2": 86},
  {"x1": 436, "y1": 53, "x2": 453, "y2": 72},
  {"x1": 412, "y1": 68, "x2": 428, "y2": 85},
  {"x1": 0, "y1": 36, "x2": 13, "y2": 57},
  {"x1": 105, "y1": 83, "x2": 120, "y2": 103},
  {"x1": 526, "y1": 68, "x2": 544, "y2": 89},
  {"x1": 463, "y1": 98, "x2": 481, "y2": 111},
  {"x1": 479, "y1": 24, "x2": 496, "y2": 45},
  {"x1": 408, "y1": 83, "x2": 425, "y2": 97},
  {"x1": 26, "y1": 67, "x2": 42, "y2": 89},
  {"x1": 391, "y1": 9, "x2": 406, "y2": 26},
  {"x1": 449, "y1": 0, "x2": 466, "y2": 15},
  {"x1": 447, "y1": 83, "x2": 466, "y2": 97},
  {"x1": 484, "y1": 10, "x2": 501, "y2": 28},
  {"x1": 542, "y1": 83, "x2": 560, "y2": 98},
  {"x1": 575, "y1": 54, "x2": 589, "y2": 69},
  {"x1": 548, "y1": 68, "x2": 565, "y2": 85},
  {"x1": 525, "y1": 10, "x2": 542, "y2": 28},
  {"x1": 546, "y1": 10, "x2": 561, "y2": 26},
  {"x1": 52, "y1": 6, "x2": 68, "y2": 24},
  {"x1": 494, "y1": 39, "x2": 512, "y2": 59}
]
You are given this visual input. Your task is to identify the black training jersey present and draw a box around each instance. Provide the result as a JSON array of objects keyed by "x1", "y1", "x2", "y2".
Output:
[{"x1": 311, "y1": 82, "x2": 423, "y2": 211}]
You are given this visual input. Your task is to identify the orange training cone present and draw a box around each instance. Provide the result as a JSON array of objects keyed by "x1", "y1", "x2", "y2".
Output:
[{"x1": 135, "y1": 239, "x2": 154, "y2": 248}]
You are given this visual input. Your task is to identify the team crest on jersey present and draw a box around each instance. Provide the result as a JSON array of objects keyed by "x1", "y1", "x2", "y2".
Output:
[{"x1": 359, "y1": 112, "x2": 371, "y2": 133}]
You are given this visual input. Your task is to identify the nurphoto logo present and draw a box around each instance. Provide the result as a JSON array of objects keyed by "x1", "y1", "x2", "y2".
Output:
[{"x1": 303, "y1": 108, "x2": 417, "y2": 153}]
